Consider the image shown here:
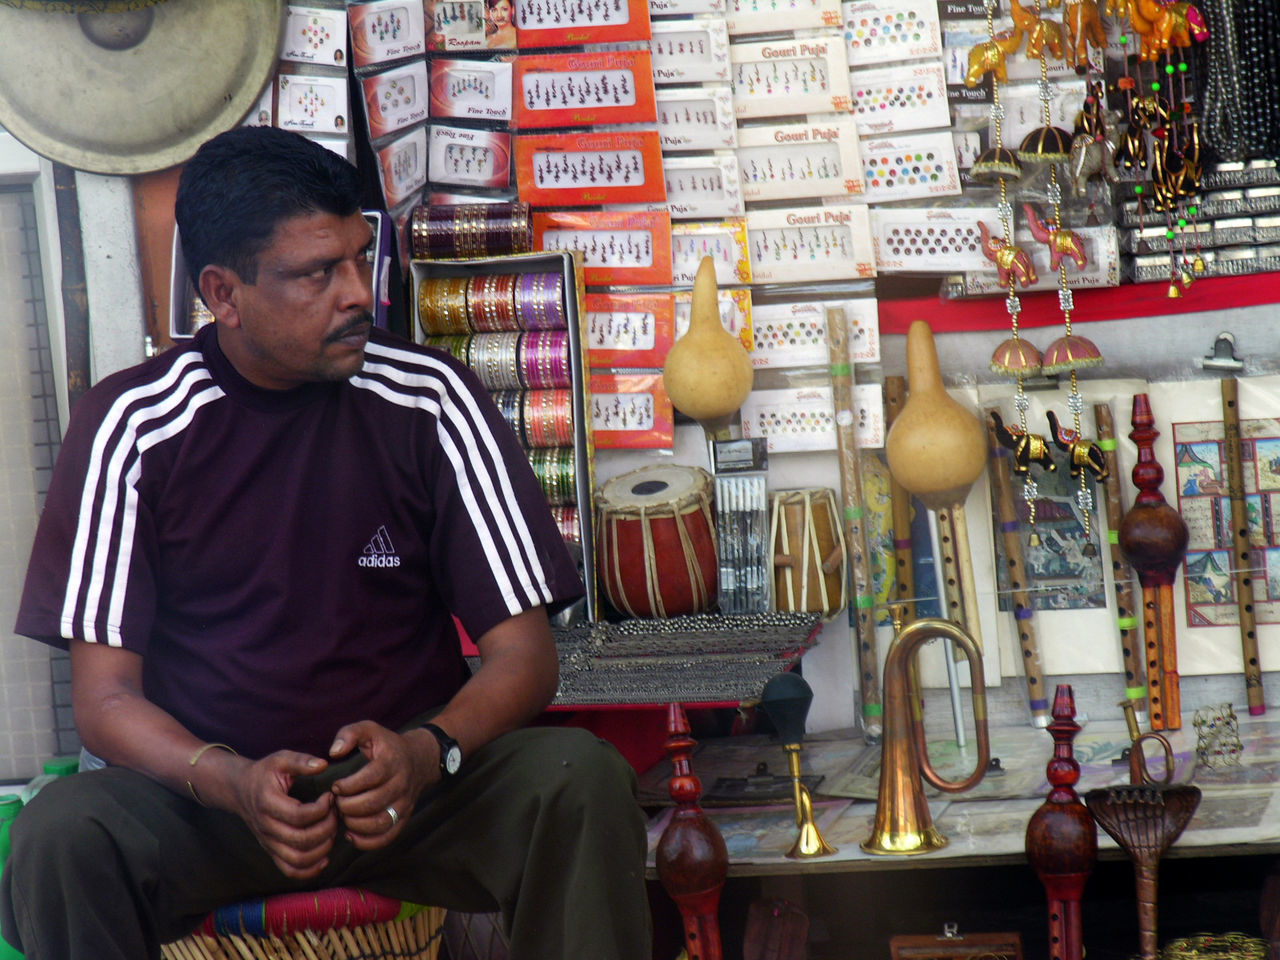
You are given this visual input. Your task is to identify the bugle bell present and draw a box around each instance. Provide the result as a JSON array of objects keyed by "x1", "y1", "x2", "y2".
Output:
[{"x1": 862, "y1": 611, "x2": 991, "y2": 855}]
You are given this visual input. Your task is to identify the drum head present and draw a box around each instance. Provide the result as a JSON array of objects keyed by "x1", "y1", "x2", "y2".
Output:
[
  {"x1": 598, "y1": 463, "x2": 708, "y2": 509},
  {"x1": 0, "y1": 0, "x2": 285, "y2": 174}
]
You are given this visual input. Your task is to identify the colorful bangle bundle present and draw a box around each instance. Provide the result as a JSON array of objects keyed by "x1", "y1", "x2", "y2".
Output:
[
  {"x1": 549, "y1": 505, "x2": 581, "y2": 543},
  {"x1": 528, "y1": 446, "x2": 576, "y2": 506},
  {"x1": 409, "y1": 202, "x2": 533, "y2": 260},
  {"x1": 418, "y1": 266, "x2": 580, "y2": 518},
  {"x1": 490, "y1": 389, "x2": 524, "y2": 439},
  {"x1": 419, "y1": 271, "x2": 566, "y2": 336},
  {"x1": 522, "y1": 389, "x2": 575, "y2": 448},
  {"x1": 468, "y1": 332, "x2": 525, "y2": 391},
  {"x1": 466, "y1": 273, "x2": 517, "y2": 332},
  {"x1": 518, "y1": 331, "x2": 572, "y2": 390},
  {"x1": 515, "y1": 272, "x2": 565, "y2": 330},
  {"x1": 417, "y1": 276, "x2": 470, "y2": 337}
]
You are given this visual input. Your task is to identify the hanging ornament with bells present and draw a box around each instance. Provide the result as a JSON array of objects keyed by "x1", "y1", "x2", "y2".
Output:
[
  {"x1": 1019, "y1": 0, "x2": 1107, "y2": 559},
  {"x1": 1111, "y1": 0, "x2": 1209, "y2": 296},
  {"x1": 971, "y1": 0, "x2": 1056, "y2": 545}
]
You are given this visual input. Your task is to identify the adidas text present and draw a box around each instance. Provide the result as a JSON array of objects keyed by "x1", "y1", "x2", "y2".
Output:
[{"x1": 358, "y1": 555, "x2": 401, "y2": 568}]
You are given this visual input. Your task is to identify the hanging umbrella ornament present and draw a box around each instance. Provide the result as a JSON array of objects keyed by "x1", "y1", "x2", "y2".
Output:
[
  {"x1": 1040, "y1": 332, "x2": 1103, "y2": 376},
  {"x1": 1018, "y1": 122, "x2": 1074, "y2": 163}
]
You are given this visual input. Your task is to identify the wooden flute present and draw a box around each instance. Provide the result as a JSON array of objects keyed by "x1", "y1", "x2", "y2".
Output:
[
  {"x1": 1219, "y1": 377, "x2": 1266, "y2": 716},
  {"x1": 1093, "y1": 402, "x2": 1148, "y2": 724},
  {"x1": 1118, "y1": 394, "x2": 1189, "y2": 732},
  {"x1": 825, "y1": 307, "x2": 882, "y2": 741},
  {"x1": 985, "y1": 410, "x2": 1052, "y2": 726},
  {"x1": 884, "y1": 377, "x2": 916, "y2": 622}
]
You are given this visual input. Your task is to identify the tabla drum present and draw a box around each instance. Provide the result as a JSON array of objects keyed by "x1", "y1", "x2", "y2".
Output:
[
  {"x1": 595, "y1": 464, "x2": 718, "y2": 619},
  {"x1": 769, "y1": 488, "x2": 847, "y2": 617}
]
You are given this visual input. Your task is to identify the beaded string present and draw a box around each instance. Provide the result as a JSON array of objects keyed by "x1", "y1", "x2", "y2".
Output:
[
  {"x1": 978, "y1": 0, "x2": 1044, "y2": 534},
  {"x1": 1030, "y1": 0, "x2": 1101, "y2": 554}
]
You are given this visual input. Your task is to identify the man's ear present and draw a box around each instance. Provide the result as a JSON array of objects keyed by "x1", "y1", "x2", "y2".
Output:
[{"x1": 198, "y1": 265, "x2": 243, "y2": 329}]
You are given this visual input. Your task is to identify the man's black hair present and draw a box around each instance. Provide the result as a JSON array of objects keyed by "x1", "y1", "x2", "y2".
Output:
[{"x1": 175, "y1": 126, "x2": 363, "y2": 288}]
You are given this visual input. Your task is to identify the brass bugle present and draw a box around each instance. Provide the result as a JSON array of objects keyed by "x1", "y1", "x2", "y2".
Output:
[{"x1": 862, "y1": 612, "x2": 990, "y2": 855}]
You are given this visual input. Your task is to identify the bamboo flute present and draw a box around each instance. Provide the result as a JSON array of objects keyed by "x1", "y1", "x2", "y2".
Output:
[
  {"x1": 1093, "y1": 402, "x2": 1148, "y2": 725},
  {"x1": 825, "y1": 307, "x2": 882, "y2": 741},
  {"x1": 985, "y1": 410, "x2": 1051, "y2": 727},
  {"x1": 1119, "y1": 394, "x2": 1188, "y2": 731},
  {"x1": 884, "y1": 377, "x2": 916, "y2": 620},
  {"x1": 1220, "y1": 377, "x2": 1266, "y2": 715}
]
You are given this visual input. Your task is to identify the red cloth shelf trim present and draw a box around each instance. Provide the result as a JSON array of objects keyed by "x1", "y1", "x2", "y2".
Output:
[{"x1": 876, "y1": 272, "x2": 1280, "y2": 335}]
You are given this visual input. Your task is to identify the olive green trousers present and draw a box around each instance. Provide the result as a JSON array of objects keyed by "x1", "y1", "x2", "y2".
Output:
[{"x1": 1, "y1": 727, "x2": 651, "y2": 960}]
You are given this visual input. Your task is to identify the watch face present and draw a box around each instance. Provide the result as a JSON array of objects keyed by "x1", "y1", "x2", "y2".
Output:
[{"x1": 443, "y1": 746, "x2": 462, "y2": 775}]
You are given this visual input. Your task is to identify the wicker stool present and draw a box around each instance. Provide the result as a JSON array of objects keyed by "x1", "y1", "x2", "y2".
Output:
[{"x1": 161, "y1": 887, "x2": 446, "y2": 960}]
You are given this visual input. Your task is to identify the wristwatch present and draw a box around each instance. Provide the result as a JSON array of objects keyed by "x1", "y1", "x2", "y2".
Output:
[{"x1": 423, "y1": 722, "x2": 462, "y2": 778}]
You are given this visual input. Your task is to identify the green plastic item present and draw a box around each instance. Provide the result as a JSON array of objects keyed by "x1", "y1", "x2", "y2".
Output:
[
  {"x1": 0, "y1": 795, "x2": 23, "y2": 958},
  {"x1": 41, "y1": 757, "x2": 78, "y2": 778}
]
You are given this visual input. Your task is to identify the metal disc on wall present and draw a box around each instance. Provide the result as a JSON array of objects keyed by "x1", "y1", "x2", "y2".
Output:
[{"x1": 0, "y1": 0, "x2": 285, "y2": 174}]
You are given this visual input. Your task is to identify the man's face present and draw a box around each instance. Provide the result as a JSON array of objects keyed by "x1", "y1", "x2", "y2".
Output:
[{"x1": 219, "y1": 210, "x2": 375, "y2": 390}]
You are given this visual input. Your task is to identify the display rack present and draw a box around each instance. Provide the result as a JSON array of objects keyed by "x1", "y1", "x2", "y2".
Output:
[{"x1": 409, "y1": 250, "x2": 599, "y2": 620}]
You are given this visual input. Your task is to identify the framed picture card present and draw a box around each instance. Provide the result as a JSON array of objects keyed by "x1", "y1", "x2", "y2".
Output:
[
  {"x1": 429, "y1": 58, "x2": 514, "y2": 121},
  {"x1": 514, "y1": 0, "x2": 653, "y2": 47},
  {"x1": 277, "y1": 71, "x2": 350, "y2": 135},
  {"x1": 362, "y1": 60, "x2": 430, "y2": 141},
  {"x1": 858, "y1": 130, "x2": 961, "y2": 203},
  {"x1": 584, "y1": 292, "x2": 675, "y2": 368},
  {"x1": 656, "y1": 85, "x2": 738, "y2": 151},
  {"x1": 662, "y1": 154, "x2": 745, "y2": 220},
  {"x1": 350, "y1": 1, "x2": 428, "y2": 67},
  {"x1": 735, "y1": 118, "x2": 864, "y2": 202},
  {"x1": 282, "y1": 5, "x2": 348, "y2": 66},
  {"x1": 515, "y1": 130, "x2": 666, "y2": 206},
  {"x1": 671, "y1": 219, "x2": 752, "y2": 286},
  {"x1": 724, "y1": 0, "x2": 840, "y2": 35},
  {"x1": 534, "y1": 210, "x2": 673, "y2": 286},
  {"x1": 428, "y1": 124, "x2": 512, "y2": 189},
  {"x1": 514, "y1": 50, "x2": 657, "y2": 128},
  {"x1": 745, "y1": 205, "x2": 876, "y2": 282},
  {"x1": 849, "y1": 61, "x2": 949, "y2": 136},
  {"x1": 427, "y1": 0, "x2": 489, "y2": 50},
  {"x1": 651, "y1": 18, "x2": 731, "y2": 84},
  {"x1": 842, "y1": 0, "x2": 942, "y2": 65},
  {"x1": 376, "y1": 125, "x2": 429, "y2": 207},
  {"x1": 589, "y1": 372, "x2": 675, "y2": 449},
  {"x1": 729, "y1": 37, "x2": 852, "y2": 118},
  {"x1": 869, "y1": 205, "x2": 995, "y2": 272}
]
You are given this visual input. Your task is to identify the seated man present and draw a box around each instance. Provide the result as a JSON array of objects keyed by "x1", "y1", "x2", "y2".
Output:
[{"x1": 1, "y1": 125, "x2": 651, "y2": 960}]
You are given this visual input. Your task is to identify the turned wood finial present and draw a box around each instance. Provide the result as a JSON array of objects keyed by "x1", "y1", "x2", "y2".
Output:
[
  {"x1": 1025, "y1": 685, "x2": 1097, "y2": 960},
  {"x1": 1118, "y1": 393, "x2": 1189, "y2": 587},
  {"x1": 655, "y1": 702, "x2": 728, "y2": 960}
]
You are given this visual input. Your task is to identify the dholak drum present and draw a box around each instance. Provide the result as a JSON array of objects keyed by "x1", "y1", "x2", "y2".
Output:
[
  {"x1": 769, "y1": 487, "x2": 847, "y2": 617},
  {"x1": 595, "y1": 464, "x2": 718, "y2": 619}
]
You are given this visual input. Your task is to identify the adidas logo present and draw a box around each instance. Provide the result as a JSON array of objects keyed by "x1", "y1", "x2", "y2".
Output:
[{"x1": 359, "y1": 525, "x2": 401, "y2": 568}]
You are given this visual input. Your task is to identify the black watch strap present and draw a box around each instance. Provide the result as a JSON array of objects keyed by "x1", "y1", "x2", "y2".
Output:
[{"x1": 423, "y1": 722, "x2": 463, "y2": 778}]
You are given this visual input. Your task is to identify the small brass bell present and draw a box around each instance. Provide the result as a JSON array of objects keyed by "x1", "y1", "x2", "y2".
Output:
[
  {"x1": 1166, "y1": 282, "x2": 1182, "y2": 299},
  {"x1": 1192, "y1": 255, "x2": 1206, "y2": 274},
  {"x1": 1028, "y1": 530, "x2": 1042, "y2": 546}
]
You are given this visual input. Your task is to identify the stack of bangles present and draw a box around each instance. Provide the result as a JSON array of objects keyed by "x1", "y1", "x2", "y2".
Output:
[
  {"x1": 417, "y1": 271, "x2": 566, "y2": 337},
  {"x1": 549, "y1": 505, "x2": 580, "y2": 543},
  {"x1": 469, "y1": 332, "x2": 524, "y2": 391},
  {"x1": 521, "y1": 389, "x2": 574, "y2": 448},
  {"x1": 528, "y1": 447, "x2": 576, "y2": 506},
  {"x1": 408, "y1": 201, "x2": 532, "y2": 260},
  {"x1": 417, "y1": 276, "x2": 469, "y2": 337}
]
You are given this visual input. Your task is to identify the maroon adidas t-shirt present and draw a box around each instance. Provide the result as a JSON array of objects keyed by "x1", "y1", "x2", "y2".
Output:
[{"x1": 16, "y1": 324, "x2": 583, "y2": 759}]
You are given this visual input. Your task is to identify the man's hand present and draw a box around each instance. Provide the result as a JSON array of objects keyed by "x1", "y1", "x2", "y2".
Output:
[
  {"x1": 229, "y1": 751, "x2": 341, "y2": 879},
  {"x1": 327, "y1": 721, "x2": 435, "y2": 849}
]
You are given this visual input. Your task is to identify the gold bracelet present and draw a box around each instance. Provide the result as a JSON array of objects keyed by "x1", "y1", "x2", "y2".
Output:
[{"x1": 186, "y1": 742, "x2": 238, "y2": 806}]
